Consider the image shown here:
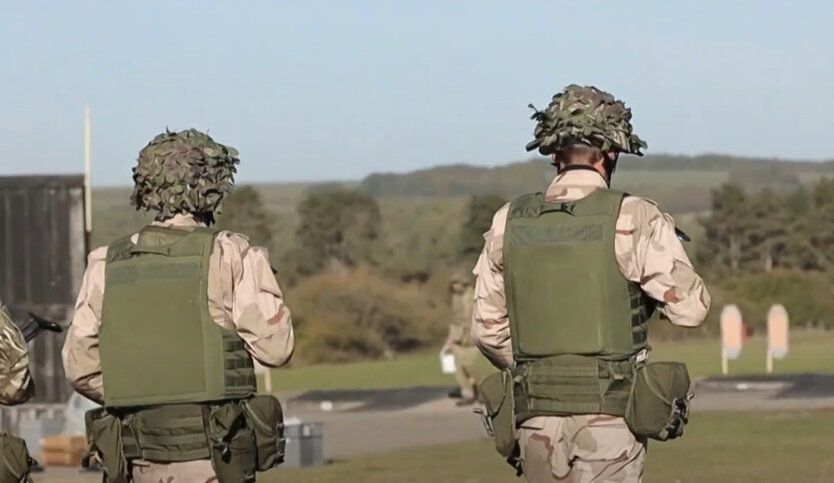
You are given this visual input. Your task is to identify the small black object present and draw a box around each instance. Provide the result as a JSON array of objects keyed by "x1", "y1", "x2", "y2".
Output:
[
  {"x1": 17, "y1": 312, "x2": 63, "y2": 343},
  {"x1": 675, "y1": 228, "x2": 691, "y2": 243}
]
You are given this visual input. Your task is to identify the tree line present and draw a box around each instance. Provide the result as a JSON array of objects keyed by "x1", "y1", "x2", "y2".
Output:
[
  {"x1": 217, "y1": 185, "x2": 507, "y2": 363},
  {"x1": 696, "y1": 179, "x2": 834, "y2": 332}
]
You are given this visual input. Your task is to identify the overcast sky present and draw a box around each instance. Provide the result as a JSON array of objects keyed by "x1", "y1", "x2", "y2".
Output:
[{"x1": 2, "y1": 1, "x2": 832, "y2": 186}]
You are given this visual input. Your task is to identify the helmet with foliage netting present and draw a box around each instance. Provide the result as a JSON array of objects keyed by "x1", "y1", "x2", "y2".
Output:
[
  {"x1": 130, "y1": 129, "x2": 239, "y2": 218},
  {"x1": 525, "y1": 85, "x2": 647, "y2": 156}
]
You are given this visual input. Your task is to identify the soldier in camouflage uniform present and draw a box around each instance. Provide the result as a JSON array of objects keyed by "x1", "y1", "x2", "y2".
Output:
[
  {"x1": 0, "y1": 301, "x2": 33, "y2": 406},
  {"x1": 63, "y1": 129, "x2": 295, "y2": 483},
  {"x1": 1, "y1": 301, "x2": 35, "y2": 482},
  {"x1": 443, "y1": 269, "x2": 479, "y2": 406},
  {"x1": 472, "y1": 86, "x2": 710, "y2": 482}
]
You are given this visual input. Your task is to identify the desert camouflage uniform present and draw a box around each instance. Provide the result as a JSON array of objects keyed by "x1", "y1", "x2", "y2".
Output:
[
  {"x1": 0, "y1": 301, "x2": 33, "y2": 405},
  {"x1": 447, "y1": 273, "x2": 479, "y2": 401},
  {"x1": 63, "y1": 214, "x2": 295, "y2": 483},
  {"x1": 472, "y1": 169, "x2": 710, "y2": 482}
]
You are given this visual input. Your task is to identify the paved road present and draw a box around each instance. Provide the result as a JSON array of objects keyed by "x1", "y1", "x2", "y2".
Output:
[{"x1": 34, "y1": 374, "x2": 834, "y2": 482}]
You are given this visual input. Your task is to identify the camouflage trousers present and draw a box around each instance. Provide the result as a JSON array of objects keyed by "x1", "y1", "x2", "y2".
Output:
[
  {"x1": 451, "y1": 344, "x2": 479, "y2": 400},
  {"x1": 519, "y1": 415, "x2": 646, "y2": 483},
  {"x1": 132, "y1": 459, "x2": 217, "y2": 483}
]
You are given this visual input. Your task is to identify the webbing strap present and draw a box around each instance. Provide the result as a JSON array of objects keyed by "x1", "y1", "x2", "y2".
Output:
[
  {"x1": 526, "y1": 364, "x2": 599, "y2": 378},
  {"x1": 527, "y1": 384, "x2": 602, "y2": 397},
  {"x1": 224, "y1": 357, "x2": 255, "y2": 370},
  {"x1": 107, "y1": 262, "x2": 201, "y2": 285},
  {"x1": 139, "y1": 416, "x2": 204, "y2": 429},
  {"x1": 143, "y1": 447, "x2": 210, "y2": 462},
  {"x1": 139, "y1": 433, "x2": 208, "y2": 446},
  {"x1": 224, "y1": 339, "x2": 246, "y2": 352},
  {"x1": 514, "y1": 356, "x2": 634, "y2": 421},
  {"x1": 226, "y1": 375, "x2": 257, "y2": 387}
]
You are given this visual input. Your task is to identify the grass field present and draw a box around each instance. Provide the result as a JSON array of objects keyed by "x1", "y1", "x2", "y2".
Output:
[
  {"x1": 269, "y1": 410, "x2": 834, "y2": 482},
  {"x1": 266, "y1": 330, "x2": 834, "y2": 392}
]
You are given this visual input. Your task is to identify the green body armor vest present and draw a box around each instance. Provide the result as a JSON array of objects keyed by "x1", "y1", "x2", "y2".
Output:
[
  {"x1": 100, "y1": 226, "x2": 256, "y2": 408},
  {"x1": 504, "y1": 189, "x2": 654, "y2": 421},
  {"x1": 87, "y1": 226, "x2": 287, "y2": 482}
]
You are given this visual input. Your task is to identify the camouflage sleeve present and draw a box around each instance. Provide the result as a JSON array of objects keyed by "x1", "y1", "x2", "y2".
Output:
[
  {"x1": 215, "y1": 234, "x2": 295, "y2": 368},
  {"x1": 471, "y1": 204, "x2": 514, "y2": 369},
  {"x1": 617, "y1": 198, "x2": 711, "y2": 328},
  {"x1": 61, "y1": 247, "x2": 107, "y2": 405},
  {"x1": 0, "y1": 303, "x2": 34, "y2": 405}
]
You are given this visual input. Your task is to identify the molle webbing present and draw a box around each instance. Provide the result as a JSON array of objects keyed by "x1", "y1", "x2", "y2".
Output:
[
  {"x1": 629, "y1": 282, "x2": 653, "y2": 348},
  {"x1": 100, "y1": 226, "x2": 256, "y2": 408},
  {"x1": 120, "y1": 404, "x2": 212, "y2": 462},
  {"x1": 513, "y1": 355, "x2": 634, "y2": 421}
]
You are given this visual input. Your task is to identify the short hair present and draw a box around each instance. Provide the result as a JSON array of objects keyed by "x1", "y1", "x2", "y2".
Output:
[{"x1": 553, "y1": 143, "x2": 604, "y2": 166}]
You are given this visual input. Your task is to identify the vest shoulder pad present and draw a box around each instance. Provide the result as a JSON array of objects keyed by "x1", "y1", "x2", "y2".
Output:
[{"x1": 508, "y1": 192, "x2": 544, "y2": 215}]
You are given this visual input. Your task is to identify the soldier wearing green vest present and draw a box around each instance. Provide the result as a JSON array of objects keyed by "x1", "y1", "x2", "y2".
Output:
[
  {"x1": 62, "y1": 129, "x2": 295, "y2": 483},
  {"x1": 443, "y1": 269, "x2": 479, "y2": 406},
  {"x1": 0, "y1": 300, "x2": 36, "y2": 482},
  {"x1": 472, "y1": 86, "x2": 711, "y2": 482}
]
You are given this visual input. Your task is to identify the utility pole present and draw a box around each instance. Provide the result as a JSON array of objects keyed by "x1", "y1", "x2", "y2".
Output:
[{"x1": 84, "y1": 106, "x2": 92, "y2": 240}]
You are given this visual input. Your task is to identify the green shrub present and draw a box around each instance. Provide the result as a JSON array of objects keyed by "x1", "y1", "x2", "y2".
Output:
[{"x1": 287, "y1": 268, "x2": 449, "y2": 363}]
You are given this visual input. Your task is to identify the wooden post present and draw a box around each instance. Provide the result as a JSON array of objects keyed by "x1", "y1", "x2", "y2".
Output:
[{"x1": 83, "y1": 107, "x2": 92, "y2": 234}]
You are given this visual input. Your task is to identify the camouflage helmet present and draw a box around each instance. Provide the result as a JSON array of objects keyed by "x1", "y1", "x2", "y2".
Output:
[
  {"x1": 525, "y1": 85, "x2": 647, "y2": 156},
  {"x1": 130, "y1": 129, "x2": 240, "y2": 218}
]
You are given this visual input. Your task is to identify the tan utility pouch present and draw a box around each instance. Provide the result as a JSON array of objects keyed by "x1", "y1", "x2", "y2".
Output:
[
  {"x1": 0, "y1": 433, "x2": 35, "y2": 483},
  {"x1": 625, "y1": 362, "x2": 692, "y2": 441},
  {"x1": 84, "y1": 408, "x2": 131, "y2": 483},
  {"x1": 242, "y1": 395, "x2": 286, "y2": 471},
  {"x1": 476, "y1": 370, "x2": 517, "y2": 458}
]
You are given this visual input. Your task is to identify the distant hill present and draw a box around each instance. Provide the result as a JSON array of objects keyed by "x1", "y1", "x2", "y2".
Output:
[
  {"x1": 358, "y1": 154, "x2": 834, "y2": 213},
  {"x1": 92, "y1": 153, "x2": 834, "y2": 274}
]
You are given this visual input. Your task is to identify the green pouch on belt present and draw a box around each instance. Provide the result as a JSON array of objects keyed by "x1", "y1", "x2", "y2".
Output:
[
  {"x1": 84, "y1": 408, "x2": 131, "y2": 483},
  {"x1": 242, "y1": 395, "x2": 286, "y2": 471},
  {"x1": 0, "y1": 433, "x2": 35, "y2": 483},
  {"x1": 625, "y1": 362, "x2": 692, "y2": 441},
  {"x1": 206, "y1": 402, "x2": 257, "y2": 483},
  {"x1": 477, "y1": 370, "x2": 517, "y2": 458}
]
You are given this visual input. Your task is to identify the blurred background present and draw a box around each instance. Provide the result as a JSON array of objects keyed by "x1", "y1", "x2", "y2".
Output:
[{"x1": 2, "y1": 1, "x2": 834, "y2": 481}]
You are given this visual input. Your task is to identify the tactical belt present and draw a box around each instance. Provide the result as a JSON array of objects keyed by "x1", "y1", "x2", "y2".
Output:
[
  {"x1": 512, "y1": 354, "x2": 634, "y2": 423},
  {"x1": 86, "y1": 396, "x2": 285, "y2": 483}
]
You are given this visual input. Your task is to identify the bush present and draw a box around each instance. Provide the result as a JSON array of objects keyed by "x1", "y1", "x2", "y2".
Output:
[{"x1": 287, "y1": 268, "x2": 449, "y2": 363}]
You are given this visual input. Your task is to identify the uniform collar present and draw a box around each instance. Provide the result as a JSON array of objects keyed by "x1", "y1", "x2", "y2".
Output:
[
  {"x1": 150, "y1": 213, "x2": 207, "y2": 228},
  {"x1": 545, "y1": 169, "x2": 609, "y2": 202}
]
